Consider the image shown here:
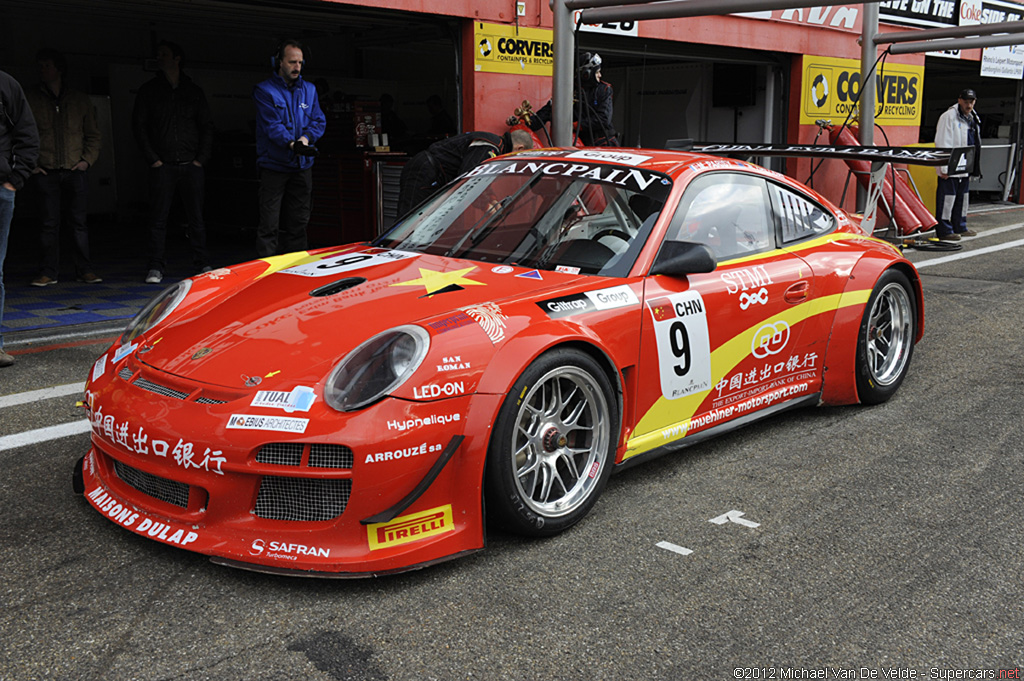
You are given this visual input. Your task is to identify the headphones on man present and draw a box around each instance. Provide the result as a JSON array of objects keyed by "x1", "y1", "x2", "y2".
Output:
[{"x1": 271, "y1": 39, "x2": 306, "y2": 70}]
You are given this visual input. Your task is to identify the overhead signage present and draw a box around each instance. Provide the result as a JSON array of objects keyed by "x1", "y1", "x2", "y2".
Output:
[
  {"x1": 474, "y1": 22, "x2": 553, "y2": 76},
  {"x1": 878, "y1": 0, "x2": 1024, "y2": 28},
  {"x1": 572, "y1": 10, "x2": 639, "y2": 37},
  {"x1": 800, "y1": 55, "x2": 924, "y2": 127}
]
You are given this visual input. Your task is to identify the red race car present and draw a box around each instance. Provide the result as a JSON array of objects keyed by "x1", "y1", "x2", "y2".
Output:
[{"x1": 76, "y1": 146, "x2": 939, "y2": 576}]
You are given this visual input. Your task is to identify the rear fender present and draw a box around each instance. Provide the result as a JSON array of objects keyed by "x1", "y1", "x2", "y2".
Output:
[{"x1": 820, "y1": 254, "x2": 923, "y2": 406}]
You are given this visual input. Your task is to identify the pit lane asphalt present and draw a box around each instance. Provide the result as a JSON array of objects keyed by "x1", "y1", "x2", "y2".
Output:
[{"x1": 2, "y1": 213, "x2": 1023, "y2": 681}]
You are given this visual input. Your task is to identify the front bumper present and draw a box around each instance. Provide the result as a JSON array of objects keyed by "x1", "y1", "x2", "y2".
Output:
[{"x1": 79, "y1": 356, "x2": 501, "y2": 576}]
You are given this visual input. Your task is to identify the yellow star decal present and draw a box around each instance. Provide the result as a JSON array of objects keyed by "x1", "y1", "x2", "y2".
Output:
[{"x1": 390, "y1": 266, "x2": 485, "y2": 296}]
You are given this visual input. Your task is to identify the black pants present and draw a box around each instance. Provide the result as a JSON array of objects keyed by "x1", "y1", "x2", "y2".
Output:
[
  {"x1": 147, "y1": 163, "x2": 209, "y2": 272},
  {"x1": 35, "y1": 169, "x2": 91, "y2": 279},
  {"x1": 257, "y1": 167, "x2": 312, "y2": 257}
]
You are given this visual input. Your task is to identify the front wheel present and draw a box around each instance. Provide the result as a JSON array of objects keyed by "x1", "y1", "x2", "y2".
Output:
[
  {"x1": 485, "y1": 348, "x2": 619, "y2": 536},
  {"x1": 855, "y1": 269, "x2": 917, "y2": 404}
]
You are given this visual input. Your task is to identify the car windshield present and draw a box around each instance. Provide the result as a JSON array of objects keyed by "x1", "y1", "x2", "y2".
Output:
[{"x1": 375, "y1": 158, "x2": 672, "y2": 277}]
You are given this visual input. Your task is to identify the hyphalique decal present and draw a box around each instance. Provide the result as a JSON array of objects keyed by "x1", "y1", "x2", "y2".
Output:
[
  {"x1": 391, "y1": 266, "x2": 485, "y2": 297},
  {"x1": 249, "y1": 386, "x2": 316, "y2": 413},
  {"x1": 463, "y1": 302, "x2": 508, "y2": 344},
  {"x1": 538, "y1": 285, "x2": 640, "y2": 319},
  {"x1": 281, "y1": 248, "x2": 418, "y2": 278},
  {"x1": 648, "y1": 292, "x2": 712, "y2": 400},
  {"x1": 226, "y1": 414, "x2": 309, "y2": 434},
  {"x1": 366, "y1": 505, "x2": 455, "y2": 550},
  {"x1": 386, "y1": 413, "x2": 461, "y2": 432}
]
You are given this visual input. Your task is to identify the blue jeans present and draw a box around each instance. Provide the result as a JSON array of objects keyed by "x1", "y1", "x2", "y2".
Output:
[{"x1": 0, "y1": 185, "x2": 15, "y2": 350}]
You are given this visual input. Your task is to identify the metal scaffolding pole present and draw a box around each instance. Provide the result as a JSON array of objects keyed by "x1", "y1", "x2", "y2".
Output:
[
  {"x1": 860, "y1": 3, "x2": 878, "y2": 149},
  {"x1": 887, "y1": 33, "x2": 1024, "y2": 55}
]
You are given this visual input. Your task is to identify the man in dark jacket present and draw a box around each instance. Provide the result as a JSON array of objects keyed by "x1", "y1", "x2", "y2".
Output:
[
  {"x1": 132, "y1": 40, "x2": 214, "y2": 283},
  {"x1": 252, "y1": 39, "x2": 326, "y2": 257},
  {"x1": 533, "y1": 52, "x2": 618, "y2": 147},
  {"x1": 397, "y1": 129, "x2": 534, "y2": 215},
  {"x1": 27, "y1": 49, "x2": 103, "y2": 286},
  {"x1": 1, "y1": 70, "x2": 40, "y2": 367}
]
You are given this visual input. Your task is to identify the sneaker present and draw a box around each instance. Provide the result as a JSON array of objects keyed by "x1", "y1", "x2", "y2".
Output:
[
  {"x1": 958, "y1": 229, "x2": 978, "y2": 237},
  {"x1": 145, "y1": 269, "x2": 163, "y2": 284},
  {"x1": 938, "y1": 233, "x2": 961, "y2": 242},
  {"x1": 0, "y1": 350, "x2": 14, "y2": 368},
  {"x1": 77, "y1": 272, "x2": 103, "y2": 284},
  {"x1": 31, "y1": 275, "x2": 58, "y2": 287}
]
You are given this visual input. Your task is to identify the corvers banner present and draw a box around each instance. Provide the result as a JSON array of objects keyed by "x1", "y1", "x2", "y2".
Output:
[{"x1": 800, "y1": 55, "x2": 925, "y2": 127}]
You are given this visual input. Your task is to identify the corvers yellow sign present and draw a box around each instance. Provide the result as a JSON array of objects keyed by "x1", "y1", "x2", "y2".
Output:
[
  {"x1": 474, "y1": 22, "x2": 553, "y2": 76},
  {"x1": 801, "y1": 55, "x2": 924, "y2": 127}
]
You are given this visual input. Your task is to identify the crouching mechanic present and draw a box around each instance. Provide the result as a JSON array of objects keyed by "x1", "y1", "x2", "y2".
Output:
[{"x1": 397, "y1": 129, "x2": 534, "y2": 215}]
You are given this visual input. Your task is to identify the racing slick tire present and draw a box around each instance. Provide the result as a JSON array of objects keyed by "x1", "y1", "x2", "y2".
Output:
[
  {"x1": 855, "y1": 268, "x2": 917, "y2": 405},
  {"x1": 485, "y1": 348, "x2": 619, "y2": 537}
]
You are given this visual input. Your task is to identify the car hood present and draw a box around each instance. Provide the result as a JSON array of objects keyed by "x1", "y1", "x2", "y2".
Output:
[{"x1": 135, "y1": 247, "x2": 579, "y2": 387}]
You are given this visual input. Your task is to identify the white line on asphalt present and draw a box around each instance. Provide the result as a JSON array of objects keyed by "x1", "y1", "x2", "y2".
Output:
[
  {"x1": 915, "y1": 237, "x2": 1024, "y2": 269},
  {"x1": 974, "y1": 223, "x2": 1024, "y2": 239},
  {"x1": 0, "y1": 382, "x2": 85, "y2": 409},
  {"x1": 0, "y1": 420, "x2": 91, "y2": 452},
  {"x1": 656, "y1": 541, "x2": 693, "y2": 556}
]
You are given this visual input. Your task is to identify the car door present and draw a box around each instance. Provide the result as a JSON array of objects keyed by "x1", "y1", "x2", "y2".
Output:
[{"x1": 625, "y1": 171, "x2": 825, "y2": 462}]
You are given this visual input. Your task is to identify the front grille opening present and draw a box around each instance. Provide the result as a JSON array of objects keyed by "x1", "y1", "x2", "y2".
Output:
[
  {"x1": 132, "y1": 376, "x2": 190, "y2": 401},
  {"x1": 309, "y1": 444, "x2": 354, "y2": 469},
  {"x1": 254, "y1": 477, "x2": 351, "y2": 521},
  {"x1": 114, "y1": 460, "x2": 190, "y2": 509},
  {"x1": 195, "y1": 397, "x2": 227, "y2": 405},
  {"x1": 256, "y1": 443, "x2": 303, "y2": 466}
]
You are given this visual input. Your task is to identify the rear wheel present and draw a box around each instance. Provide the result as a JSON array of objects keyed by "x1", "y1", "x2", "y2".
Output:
[
  {"x1": 485, "y1": 348, "x2": 618, "y2": 536},
  {"x1": 855, "y1": 269, "x2": 917, "y2": 404}
]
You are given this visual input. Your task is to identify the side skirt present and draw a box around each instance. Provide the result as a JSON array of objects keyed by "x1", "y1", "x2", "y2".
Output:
[{"x1": 614, "y1": 393, "x2": 822, "y2": 473}]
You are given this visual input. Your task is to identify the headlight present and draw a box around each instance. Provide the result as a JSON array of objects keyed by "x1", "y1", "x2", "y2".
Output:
[
  {"x1": 120, "y1": 280, "x2": 192, "y2": 346},
  {"x1": 324, "y1": 325, "x2": 430, "y2": 412}
]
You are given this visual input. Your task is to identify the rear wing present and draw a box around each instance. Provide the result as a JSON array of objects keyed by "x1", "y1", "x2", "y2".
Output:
[{"x1": 689, "y1": 143, "x2": 976, "y2": 235}]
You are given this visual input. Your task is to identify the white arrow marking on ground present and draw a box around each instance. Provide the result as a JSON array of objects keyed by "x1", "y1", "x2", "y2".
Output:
[
  {"x1": 656, "y1": 541, "x2": 693, "y2": 556},
  {"x1": 709, "y1": 510, "x2": 760, "y2": 528}
]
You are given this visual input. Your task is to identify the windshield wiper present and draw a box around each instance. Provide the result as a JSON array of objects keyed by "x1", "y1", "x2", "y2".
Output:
[{"x1": 444, "y1": 171, "x2": 543, "y2": 258}]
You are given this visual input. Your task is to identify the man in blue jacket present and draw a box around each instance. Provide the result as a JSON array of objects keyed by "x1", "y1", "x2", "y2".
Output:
[{"x1": 253, "y1": 40, "x2": 326, "y2": 257}]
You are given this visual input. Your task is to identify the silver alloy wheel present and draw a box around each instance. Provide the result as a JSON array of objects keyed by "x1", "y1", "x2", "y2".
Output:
[
  {"x1": 510, "y1": 365, "x2": 611, "y2": 518},
  {"x1": 865, "y1": 281, "x2": 914, "y2": 387}
]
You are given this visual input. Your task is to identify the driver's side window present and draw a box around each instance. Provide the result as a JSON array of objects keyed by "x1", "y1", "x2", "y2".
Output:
[{"x1": 668, "y1": 172, "x2": 773, "y2": 261}]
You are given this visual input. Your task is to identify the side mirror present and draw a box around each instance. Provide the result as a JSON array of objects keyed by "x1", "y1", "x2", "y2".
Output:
[{"x1": 649, "y1": 240, "x2": 718, "y2": 277}]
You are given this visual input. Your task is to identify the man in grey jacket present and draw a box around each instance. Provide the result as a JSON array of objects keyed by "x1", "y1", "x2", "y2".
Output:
[
  {"x1": 1, "y1": 69, "x2": 40, "y2": 367},
  {"x1": 934, "y1": 88, "x2": 981, "y2": 242}
]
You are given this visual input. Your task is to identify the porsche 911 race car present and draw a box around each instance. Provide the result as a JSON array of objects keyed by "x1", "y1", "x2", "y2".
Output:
[{"x1": 76, "y1": 145, "x2": 950, "y2": 576}]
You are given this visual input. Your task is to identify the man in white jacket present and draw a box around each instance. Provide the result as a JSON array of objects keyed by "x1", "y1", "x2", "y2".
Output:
[{"x1": 934, "y1": 88, "x2": 981, "y2": 242}]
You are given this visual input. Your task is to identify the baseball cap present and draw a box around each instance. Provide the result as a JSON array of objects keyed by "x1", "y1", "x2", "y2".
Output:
[{"x1": 959, "y1": 88, "x2": 977, "y2": 100}]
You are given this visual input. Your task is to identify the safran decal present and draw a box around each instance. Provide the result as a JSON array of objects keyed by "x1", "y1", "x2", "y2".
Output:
[{"x1": 367, "y1": 505, "x2": 455, "y2": 550}]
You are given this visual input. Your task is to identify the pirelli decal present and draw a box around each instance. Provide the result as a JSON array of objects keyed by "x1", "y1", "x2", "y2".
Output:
[{"x1": 367, "y1": 505, "x2": 454, "y2": 550}]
